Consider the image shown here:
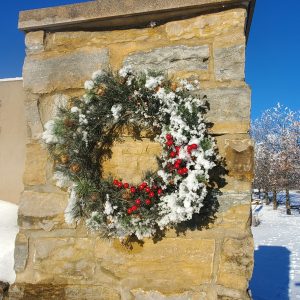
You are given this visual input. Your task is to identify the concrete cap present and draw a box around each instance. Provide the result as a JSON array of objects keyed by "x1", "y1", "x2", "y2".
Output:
[{"x1": 19, "y1": 0, "x2": 255, "y2": 38}]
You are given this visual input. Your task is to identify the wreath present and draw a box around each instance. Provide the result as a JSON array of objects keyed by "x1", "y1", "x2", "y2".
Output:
[{"x1": 42, "y1": 66, "x2": 218, "y2": 240}]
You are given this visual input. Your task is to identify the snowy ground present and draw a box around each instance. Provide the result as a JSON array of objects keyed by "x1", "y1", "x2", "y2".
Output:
[
  {"x1": 0, "y1": 200, "x2": 18, "y2": 283},
  {"x1": 250, "y1": 191, "x2": 300, "y2": 300}
]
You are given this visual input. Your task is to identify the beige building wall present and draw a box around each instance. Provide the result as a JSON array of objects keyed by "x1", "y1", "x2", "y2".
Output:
[{"x1": 0, "y1": 79, "x2": 26, "y2": 204}]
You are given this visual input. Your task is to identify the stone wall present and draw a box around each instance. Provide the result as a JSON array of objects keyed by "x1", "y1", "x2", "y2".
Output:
[{"x1": 12, "y1": 7, "x2": 254, "y2": 300}]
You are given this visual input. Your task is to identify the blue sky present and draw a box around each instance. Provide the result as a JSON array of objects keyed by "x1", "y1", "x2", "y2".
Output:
[{"x1": 0, "y1": 0, "x2": 299, "y2": 119}]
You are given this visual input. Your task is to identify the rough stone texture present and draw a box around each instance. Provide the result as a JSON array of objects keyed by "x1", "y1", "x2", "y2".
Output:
[
  {"x1": 14, "y1": 233, "x2": 29, "y2": 273},
  {"x1": 18, "y1": 191, "x2": 68, "y2": 230},
  {"x1": 25, "y1": 31, "x2": 44, "y2": 54},
  {"x1": 214, "y1": 45, "x2": 245, "y2": 81},
  {"x1": 202, "y1": 87, "x2": 251, "y2": 134},
  {"x1": 15, "y1": 7, "x2": 254, "y2": 300},
  {"x1": 23, "y1": 48, "x2": 109, "y2": 93},
  {"x1": 217, "y1": 237, "x2": 254, "y2": 291},
  {"x1": 18, "y1": 0, "x2": 254, "y2": 34},
  {"x1": 123, "y1": 45, "x2": 209, "y2": 73},
  {"x1": 23, "y1": 143, "x2": 48, "y2": 185},
  {"x1": 102, "y1": 137, "x2": 162, "y2": 184}
]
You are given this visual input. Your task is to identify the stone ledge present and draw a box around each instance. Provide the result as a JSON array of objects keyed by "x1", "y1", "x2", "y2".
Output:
[{"x1": 18, "y1": 0, "x2": 255, "y2": 36}]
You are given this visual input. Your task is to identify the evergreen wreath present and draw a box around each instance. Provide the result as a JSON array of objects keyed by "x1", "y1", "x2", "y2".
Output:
[{"x1": 42, "y1": 66, "x2": 219, "y2": 240}]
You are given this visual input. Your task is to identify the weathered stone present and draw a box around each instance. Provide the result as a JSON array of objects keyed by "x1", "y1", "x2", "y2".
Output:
[
  {"x1": 24, "y1": 100, "x2": 43, "y2": 140},
  {"x1": 29, "y1": 237, "x2": 96, "y2": 282},
  {"x1": 123, "y1": 45, "x2": 209, "y2": 74},
  {"x1": 9, "y1": 283, "x2": 120, "y2": 300},
  {"x1": 18, "y1": 191, "x2": 67, "y2": 230},
  {"x1": 217, "y1": 237, "x2": 254, "y2": 291},
  {"x1": 201, "y1": 87, "x2": 251, "y2": 134},
  {"x1": 224, "y1": 139, "x2": 254, "y2": 181},
  {"x1": 102, "y1": 137, "x2": 162, "y2": 184},
  {"x1": 217, "y1": 193, "x2": 251, "y2": 213},
  {"x1": 214, "y1": 45, "x2": 245, "y2": 81},
  {"x1": 95, "y1": 238, "x2": 215, "y2": 292},
  {"x1": 25, "y1": 31, "x2": 44, "y2": 54},
  {"x1": 23, "y1": 143, "x2": 48, "y2": 186},
  {"x1": 165, "y1": 9, "x2": 246, "y2": 41},
  {"x1": 23, "y1": 48, "x2": 109, "y2": 93},
  {"x1": 131, "y1": 289, "x2": 207, "y2": 300},
  {"x1": 39, "y1": 94, "x2": 69, "y2": 125},
  {"x1": 14, "y1": 233, "x2": 28, "y2": 273}
]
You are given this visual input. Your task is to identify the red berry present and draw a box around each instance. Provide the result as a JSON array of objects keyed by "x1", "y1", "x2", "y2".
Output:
[
  {"x1": 166, "y1": 140, "x2": 173, "y2": 147},
  {"x1": 174, "y1": 163, "x2": 180, "y2": 169},
  {"x1": 191, "y1": 144, "x2": 198, "y2": 149},
  {"x1": 175, "y1": 159, "x2": 182, "y2": 165},
  {"x1": 177, "y1": 169, "x2": 183, "y2": 175},
  {"x1": 187, "y1": 145, "x2": 193, "y2": 151},
  {"x1": 113, "y1": 179, "x2": 119, "y2": 185},
  {"x1": 117, "y1": 182, "x2": 123, "y2": 188},
  {"x1": 123, "y1": 182, "x2": 129, "y2": 188},
  {"x1": 139, "y1": 184, "x2": 145, "y2": 190},
  {"x1": 170, "y1": 151, "x2": 177, "y2": 158},
  {"x1": 132, "y1": 205, "x2": 138, "y2": 211},
  {"x1": 145, "y1": 199, "x2": 151, "y2": 205},
  {"x1": 141, "y1": 182, "x2": 147, "y2": 187},
  {"x1": 182, "y1": 167, "x2": 188, "y2": 174},
  {"x1": 157, "y1": 189, "x2": 163, "y2": 195},
  {"x1": 166, "y1": 133, "x2": 173, "y2": 140},
  {"x1": 130, "y1": 187, "x2": 136, "y2": 193},
  {"x1": 149, "y1": 191, "x2": 155, "y2": 198},
  {"x1": 135, "y1": 199, "x2": 141, "y2": 205},
  {"x1": 175, "y1": 146, "x2": 181, "y2": 153},
  {"x1": 145, "y1": 187, "x2": 151, "y2": 193},
  {"x1": 127, "y1": 208, "x2": 132, "y2": 214}
]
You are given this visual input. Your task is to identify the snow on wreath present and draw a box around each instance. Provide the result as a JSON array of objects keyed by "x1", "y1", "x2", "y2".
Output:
[{"x1": 42, "y1": 66, "x2": 221, "y2": 241}]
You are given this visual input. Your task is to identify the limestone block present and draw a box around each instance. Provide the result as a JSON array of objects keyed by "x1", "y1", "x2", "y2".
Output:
[
  {"x1": 32, "y1": 237, "x2": 96, "y2": 282},
  {"x1": 39, "y1": 93, "x2": 69, "y2": 125},
  {"x1": 23, "y1": 143, "x2": 48, "y2": 186},
  {"x1": 224, "y1": 139, "x2": 254, "y2": 181},
  {"x1": 123, "y1": 45, "x2": 209, "y2": 73},
  {"x1": 217, "y1": 237, "x2": 254, "y2": 291},
  {"x1": 131, "y1": 289, "x2": 207, "y2": 300},
  {"x1": 23, "y1": 48, "x2": 109, "y2": 93},
  {"x1": 201, "y1": 87, "x2": 251, "y2": 134},
  {"x1": 14, "y1": 233, "x2": 29, "y2": 273},
  {"x1": 214, "y1": 44, "x2": 245, "y2": 81},
  {"x1": 165, "y1": 9, "x2": 246, "y2": 41},
  {"x1": 24, "y1": 100, "x2": 44, "y2": 140},
  {"x1": 18, "y1": 191, "x2": 68, "y2": 230},
  {"x1": 216, "y1": 203, "x2": 251, "y2": 231},
  {"x1": 9, "y1": 283, "x2": 120, "y2": 300},
  {"x1": 25, "y1": 31, "x2": 44, "y2": 54},
  {"x1": 94, "y1": 238, "x2": 215, "y2": 292},
  {"x1": 102, "y1": 137, "x2": 162, "y2": 184}
]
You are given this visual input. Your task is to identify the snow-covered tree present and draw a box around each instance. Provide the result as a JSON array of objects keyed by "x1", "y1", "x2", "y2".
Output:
[{"x1": 251, "y1": 103, "x2": 300, "y2": 213}]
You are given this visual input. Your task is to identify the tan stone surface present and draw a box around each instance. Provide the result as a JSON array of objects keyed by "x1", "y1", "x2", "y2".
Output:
[
  {"x1": 23, "y1": 143, "x2": 48, "y2": 186},
  {"x1": 217, "y1": 237, "x2": 254, "y2": 291},
  {"x1": 14, "y1": 5, "x2": 254, "y2": 299},
  {"x1": 18, "y1": 191, "x2": 68, "y2": 231},
  {"x1": 25, "y1": 31, "x2": 44, "y2": 54},
  {"x1": 102, "y1": 137, "x2": 162, "y2": 184},
  {"x1": 18, "y1": 0, "x2": 253, "y2": 33}
]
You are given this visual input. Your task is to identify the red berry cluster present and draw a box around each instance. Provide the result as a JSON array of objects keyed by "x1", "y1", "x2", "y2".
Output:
[
  {"x1": 113, "y1": 179, "x2": 163, "y2": 215},
  {"x1": 165, "y1": 133, "x2": 198, "y2": 176}
]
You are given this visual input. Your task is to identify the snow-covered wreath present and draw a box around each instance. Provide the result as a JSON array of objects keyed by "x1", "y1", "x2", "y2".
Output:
[{"x1": 43, "y1": 66, "x2": 218, "y2": 240}]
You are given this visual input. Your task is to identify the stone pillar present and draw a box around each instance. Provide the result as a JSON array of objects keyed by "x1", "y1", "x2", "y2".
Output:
[{"x1": 12, "y1": 1, "x2": 256, "y2": 299}]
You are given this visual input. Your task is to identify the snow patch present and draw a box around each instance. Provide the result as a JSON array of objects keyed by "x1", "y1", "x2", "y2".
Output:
[{"x1": 0, "y1": 200, "x2": 18, "y2": 284}]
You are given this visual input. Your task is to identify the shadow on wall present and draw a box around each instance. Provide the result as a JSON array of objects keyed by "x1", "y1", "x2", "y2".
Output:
[{"x1": 250, "y1": 245, "x2": 290, "y2": 300}]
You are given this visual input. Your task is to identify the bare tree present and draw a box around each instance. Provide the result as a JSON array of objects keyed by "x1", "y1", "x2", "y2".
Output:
[{"x1": 251, "y1": 103, "x2": 300, "y2": 213}]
